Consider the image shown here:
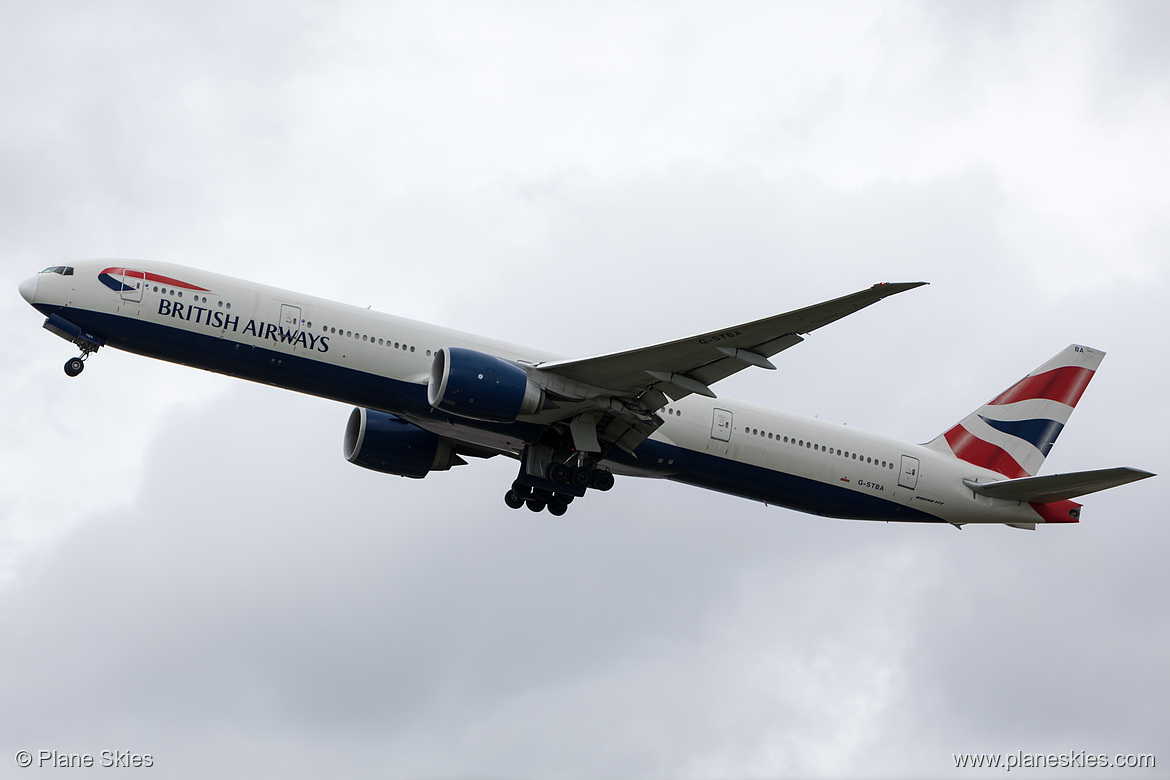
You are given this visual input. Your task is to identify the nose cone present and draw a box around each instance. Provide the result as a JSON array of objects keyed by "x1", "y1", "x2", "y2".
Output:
[{"x1": 18, "y1": 275, "x2": 38, "y2": 304}]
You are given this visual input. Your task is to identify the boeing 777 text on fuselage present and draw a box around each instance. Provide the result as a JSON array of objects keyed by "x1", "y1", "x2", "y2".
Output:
[{"x1": 19, "y1": 262, "x2": 1153, "y2": 528}]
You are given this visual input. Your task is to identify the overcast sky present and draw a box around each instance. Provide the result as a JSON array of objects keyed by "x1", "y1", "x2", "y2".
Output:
[{"x1": 1, "y1": 2, "x2": 1167, "y2": 777}]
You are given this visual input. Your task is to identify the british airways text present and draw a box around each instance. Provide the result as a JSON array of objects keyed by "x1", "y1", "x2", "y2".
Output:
[{"x1": 158, "y1": 299, "x2": 330, "y2": 352}]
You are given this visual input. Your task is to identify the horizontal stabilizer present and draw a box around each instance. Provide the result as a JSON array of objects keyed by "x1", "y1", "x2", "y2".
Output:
[{"x1": 963, "y1": 467, "x2": 1155, "y2": 504}]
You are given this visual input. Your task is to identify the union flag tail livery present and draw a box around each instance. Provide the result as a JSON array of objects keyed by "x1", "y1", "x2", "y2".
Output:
[
  {"x1": 926, "y1": 345, "x2": 1101, "y2": 479},
  {"x1": 19, "y1": 262, "x2": 1154, "y2": 527}
]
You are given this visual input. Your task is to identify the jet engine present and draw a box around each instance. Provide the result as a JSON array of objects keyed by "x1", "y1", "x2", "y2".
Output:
[
  {"x1": 427, "y1": 347, "x2": 544, "y2": 423},
  {"x1": 343, "y1": 408, "x2": 464, "y2": 478}
]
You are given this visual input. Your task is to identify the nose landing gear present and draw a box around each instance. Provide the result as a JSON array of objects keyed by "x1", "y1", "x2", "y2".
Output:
[
  {"x1": 42, "y1": 314, "x2": 103, "y2": 378},
  {"x1": 63, "y1": 342, "x2": 98, "y2": 377}
]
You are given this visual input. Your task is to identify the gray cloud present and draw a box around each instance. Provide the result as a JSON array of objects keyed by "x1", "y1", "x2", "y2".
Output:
[{"x1": 1, "y1": 2, "x2": 1167, "y2": 777}]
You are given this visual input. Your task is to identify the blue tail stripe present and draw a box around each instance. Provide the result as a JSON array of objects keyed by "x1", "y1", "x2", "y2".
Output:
[{"x1": 977, "y1": 415, "x2": 1065, "y2": 456}]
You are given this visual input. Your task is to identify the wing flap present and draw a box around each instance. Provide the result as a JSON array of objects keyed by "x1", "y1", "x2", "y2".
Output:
[{"x1": 963, "y1": 467, "x2": 1154, "y2": 503}]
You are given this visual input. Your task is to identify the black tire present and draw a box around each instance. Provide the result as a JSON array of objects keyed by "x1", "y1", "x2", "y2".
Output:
[
  {"x1": 590, "y1": 469, "x2": 615, "y2": 491},
  {"x1": 64, "y1": 358, "x2": 84, "y2": 377},
  {"x1": 510, "y1": 481, "x2": 532, "y2": 498},
  {"x1": 504, "y1": 490, "x2": 525, "y2": 510},
  {"x1": 526, "y1": 499, "x2": 546, "y2": 513},
  {"x1": 570, "y1": 467, "x2": 592, "y2": 488},
  {"x1": 547, "y1": 463, "x2": 570, "y2": 485},
  {"x1": 548, "y1": 501, "x2": 568, "y2": 517}
]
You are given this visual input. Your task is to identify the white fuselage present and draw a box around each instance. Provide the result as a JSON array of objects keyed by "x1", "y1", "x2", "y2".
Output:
[{"x1": 22, "y1": 260, "x2": 1063, "y2": 526}]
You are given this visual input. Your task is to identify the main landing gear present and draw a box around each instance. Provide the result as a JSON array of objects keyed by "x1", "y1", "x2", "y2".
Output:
[
  {"x1": 502, "y1": 458, "x2": 615, "y2": 516},
  {"x1": 504, "y1": 481, "x2": 575, "y2": 516}
]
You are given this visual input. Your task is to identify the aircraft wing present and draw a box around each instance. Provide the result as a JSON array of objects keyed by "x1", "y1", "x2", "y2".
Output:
[{"x1": 537, "y1": 282, "x2": 926, "y2": 403}]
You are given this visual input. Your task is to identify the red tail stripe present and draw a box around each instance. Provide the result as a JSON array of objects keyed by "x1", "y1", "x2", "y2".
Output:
[
  {"x1": 943, "y1": 425, "x2": 1029, "y2": 479},
  {"x1": 1030, "y1": 499, "x2": 1082, "y2": 524},
  {"x1": 989, "y1": 366, "x2": 1094, "y2": 408}
]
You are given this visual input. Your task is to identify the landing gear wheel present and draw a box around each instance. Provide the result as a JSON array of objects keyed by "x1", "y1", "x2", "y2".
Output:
[
  {"x1": 570, "y1": 467, "x2": 592, "y2": 488},
  {"x1": 590, "y1": 470, "x2": 615, "y2": 491},
  {"x1": 64, "y1": 357, "x2": 85, "y2": 377},
  {"x1": 504, "y1": 490, "x2": 526, "y2": 510},
  {"x1": 547, "y1": 501, "x2": 568, "y2": 517},
  {"x1": 526, "y1": 499, "x2": 546, "y2": 513},
  {"x1": 547, "y1": 463, "x2": 570, "y2": 485}
]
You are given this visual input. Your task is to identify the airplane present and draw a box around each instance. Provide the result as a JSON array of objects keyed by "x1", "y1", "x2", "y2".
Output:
[{"x1": 19, "y1": 261, "x2": 1153, "y2": 529}]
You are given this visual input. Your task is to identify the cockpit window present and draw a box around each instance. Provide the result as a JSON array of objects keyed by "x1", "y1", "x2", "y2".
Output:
[{"x1": 39, "y1": 265, "x2": 74, "y2": 276}]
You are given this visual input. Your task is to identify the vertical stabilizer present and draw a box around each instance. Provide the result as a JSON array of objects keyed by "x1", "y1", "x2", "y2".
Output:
[{"x1": 924, "y1": 345, "x2": 1104, "y2": 478}]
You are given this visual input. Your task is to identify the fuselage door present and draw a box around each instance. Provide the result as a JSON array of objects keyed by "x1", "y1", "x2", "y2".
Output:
[
  {"x1": 121, "y1": 269, "x2": 145, "y2": 303},
  {"x1": 279, "y1": 304, "x2": 302, "y2": 333},
  {"x1": 711, "y1": 408, "x2": 733, "y2": 442},
  {"x1": 898, "y1": 455, "x2": 920, "y2": 490},
  {"x1": 277, "y1": 303, "x2": 303, "y2": 351}
]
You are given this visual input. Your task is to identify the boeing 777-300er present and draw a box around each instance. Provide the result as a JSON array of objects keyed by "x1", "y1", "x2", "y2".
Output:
[{"x1": 19, "y1": 262, "x2": 1153, "y2": 528}]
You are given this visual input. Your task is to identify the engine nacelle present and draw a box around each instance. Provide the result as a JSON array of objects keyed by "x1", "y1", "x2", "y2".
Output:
[
  {"x1": 427, "y1": 347, "x2": 544, "y2": 422},
  {"x1": 343, "y1": 408, "x2": 463, "y2": 478}
]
